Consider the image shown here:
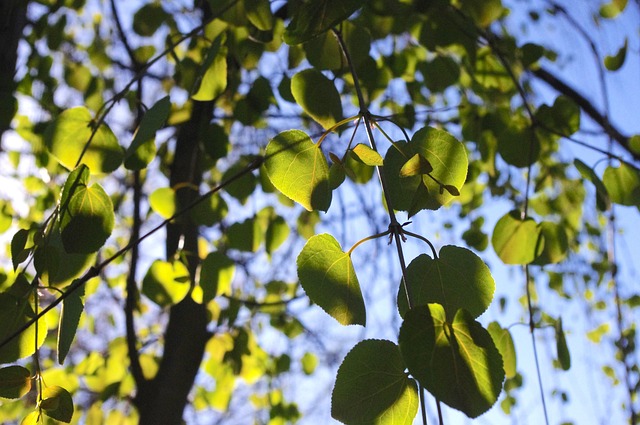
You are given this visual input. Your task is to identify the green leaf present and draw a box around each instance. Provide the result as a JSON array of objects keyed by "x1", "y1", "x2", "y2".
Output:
[
  {"x1": 226, "y1": 218, "x2": 264, "y2": 252},
  {"x1": 531, "y1": 221, "x2": 569, "y2": 265},
  {"x1": 284, "y1": 0, "x2": 366, "y2": 44},
  {"x1": 602, "y1": 163, "x2": 640, "y2": 206},
  {"x1": 351, "y1": 143, "x2": 383, "y2": 166},
  {"x1": 301, "y1": 352, "x2": 318, "y2": 375},
  {"x1": 190, "y1": 194, "x2": 228, "y2": 227},
  {"x1": 398, "y1": 246, "x2": 495, "y2": 320},
  {"x1": 34, "y1": 227, "x2": 96, "y2": 288},
  {"x1": 535, "y1": 96, "x2": 580, "y2": 136},
  {"x1": 0, "y1": 365, "x2": 32, "y2": 399},
  {"x1": 192, "y1": 35, "x2": 228, "y2": 101},
  {"x1": 265, "y1": 130, "x2": 332, "y2": 211},
  {"x1": 59, "y1": 179, "x2": 114, "y2": 254},
  {"x1": 11, "y1": 228, "x2": 31, "y2": 271},
  {"x1": 574, "y1": 158, "x2": 611, "y2": 211},
  {"x1": 20, "y1": 411, "x2": 41, "y2": 425},
  {"x1": 142, "y1": 260, "x2": 191, "y2": 307},
  {"x1": 222, "y1": 157, "x2": 258, "y2": 204},
  {"x1": 491, "y1": 210, "x2": 544, "y2": 265},
  {"x1": 149, "y1": 187, "x2": 176, "y2": 219},
  {"x1": 0, "y1": 292, "x2": 48, "y2": 363},
  {"x1": 384, "y1": 127, "x2": 468, "y2": 214},
  {"x1": 133, "y1": 3, "x2": 168, "y2": 37},
  {"x1": 41, "y1": 385, "x2": 74, "y2": 423},
  {"x1": 57, "y1": 282, "x2": 85, "y2": 365},
  {"x1": 605, "y1": 39, "x2": 628, "y2": 71},
  {"x1": 199, "y1": 252, "x2": 235, "y2": 303},
  {"x1": 44, "y1": 107, "x2": 123, "y2": 174},
  {"x1": 600, "y1": 0, "x2": 628, "y2": 18},
  {"x1": 399, "y1": 304, "x2": 504, "y2": 418},
  {"x1": 487, "y1": 322, "x2": 517, "y2": 379},
  {"x1": 265, "y1": 215, "x2": 290, "y2": 255},
  {"x1": 331, "y1": 339, "x2": 418, "y2": 425},
  {"x1": 629, "y1": 135, "x2": 640, "y2": 155},
  {"x1": 291, "y1": 69, "x2": 343, "y2": 130},
  {"x1": 460, "y1": 0, "x2": 504, "y2": 27},
  {"x1": 125, "y1": 96, "x2": 170, "y2": 170},
  {"x1": 297, "y1": 234, "x2": 365, "y2": 326},
  {"x1": 344, "y1": 150, "x2": 375, "y2": 184},
  {"x1": 399, "y1": 153, "x2": 433, "y2": 177},
  {"x1": 555, "y1": 318, "x2": 571, "y2": 371},
  {"x1": 245, "y1": 0, "x2": 273, "y2": 30}
]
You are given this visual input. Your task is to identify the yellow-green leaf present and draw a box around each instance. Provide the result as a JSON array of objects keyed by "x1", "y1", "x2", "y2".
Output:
[
  {"x1": 142, "y1": 260, "x2": 191, "y2": 307},
  {"x1": 125, "y1": 96, "x2": 170, "y2": 170},
  {"x1": 291, "y1": 69, "x2": 343, "y2": 130},
  {"x1": 399, "y1": 305, "x2": 504, "y2": 418},
  {"x1": 297, "y1": 234, "x2": 365, "y2": 326},
  {"x1": 44, "y1": 107, "x2": 123, "y2": 174},
  {"x1": 491, "y1": 210, "x2": 544, "y2": 264},
  {"x1": 332, "y1": 339, "x2": 418, "y2": 424},
  {"x1": 192, "y1": 35, "x2": 227, "y2": 101},
  {"x1": 41, "y1": 385, "x2": 74, "y2": 423},
  {"x1": 265, "y1": 130, "x2": 331, "y2": 211}
]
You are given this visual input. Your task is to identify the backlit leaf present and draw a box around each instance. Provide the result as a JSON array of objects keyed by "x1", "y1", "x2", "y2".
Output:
[
  {"x1": 284, "y1": 0, "x2": 366, "y2": 44},
  {"x1": 531, "y1": 221, "x2": 569, "y2": 265},
  {"x1": 398, "y1": 246, "x2": 495, "y2": 320},
  {"x1": 245, "y1": 0, "x2": 273, "y2": 31},
  {"x1": 11, "y1": 228, "x2": 31, "y2": 271},
  {"x1": 384, "y1": 127, "x2": 468, "y2": 214},
  {"x1": 266, "y1": 215, "x2": 290, "y2": 255},
  {"x1": 0, "y1": 292, "x2": 48, "y2": 363},
  {"x1": 492, "y1": 210, "x2": 544, "y2": 264},
  {"x1": 41, "y1": 385, "x2": 74, "y2": 423},
  {"x1": 59, "y1": 178, "x2": 114, "y2": 254},
  {"x1": 0, "y1": 365, "x2": 31, "y2": 399},
  {"x1": 291, "y1": 69, "x2": 343, "y2": 130},
  {"x1": 142, "y1": 260, "x2": 191, "y2": 307},
  {"x1": 332, "y1": 339, "x2": 418, "y2": 424},
  {"x1": 199, "y1": 252, "x2": 235, "y2": 303},
  {"x1": 399, "y1": 304, "x2": 504, "y2": 418},
  {"x1": 602, "y1": 163, "x2": 640, "y2": 207},
  {"x1": 192, "y1": 35, "x2": 227, "y2": 101},
  {"x1": 555, "y1": 318, "x2": 571, "y2": 371},
  {"x1": 57, "y1": 282, "x2": 85, "y2": 364},
  {"x1": 487, "y1": 322, "x2": 517, "y2": 379},
  {"x1": 265, "y1": 130, "x2": 331, "y2": 211},
  {"x1": 125, "y1": 96, "x2": 170, "y2": 170},
  {"x1": 133, "y1": 3, "x2": 168, "y2": 36},
  {"x1": 351, "y1": 143, "x2": 383, "y2": 166},
  {"x1": 297, "y1": 234, "x2": 365, "y2": 326},
  {"x1": 44, "y1": 107, "x2": 123, "y2": 174},
  {"x1": 605, "y1": 39, "x2": 628, "y2": 71},
  {"x1": 149, "y1": 187, "x2": 176, "y2": 219},
  {"x1": 574, "y1": 158, "x2": 610, "y2": 211}
]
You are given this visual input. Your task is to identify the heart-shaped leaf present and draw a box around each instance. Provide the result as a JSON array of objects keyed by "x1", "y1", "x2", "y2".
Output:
[
  {"x1": 398, "y1": 246, "x2": 495, "y2": 320},
  {"x1": 291, "y1": 69, "x2": 343, "y2": 130},
  {"x1": 332, "y1": 339, "x2": 418, "y2": 424},
  {"x1": 492, "y1": 210, "x2": 544, "y2": 264},
  {"x1": 351, "y1": 143, "x2": 383, "y2": 166},
  {"x1": 531, "y1": 221, "x2": 569, "y2": 265},
  {"x1": 399, "y1": 304, "x2": 504, "y2": 418},
  {"x1": 199, "y1": 252, "x2": 235, "y2": 303},
  {"x1": 265, "y1": 130, "x2": 331, "y2": 211},
  {"x1": 59, "y1": 176, "x2": 114, "y2": 254},
  {"x1": 297, "y1": 233, "x2": 365, "y2": 326},
  {"x1": 44, "y1": 106, "x2": 123, "y2": 174}
]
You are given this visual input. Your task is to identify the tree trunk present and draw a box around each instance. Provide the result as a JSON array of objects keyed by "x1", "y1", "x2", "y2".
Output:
[{"x1": 0, "y1": 0, "x2": 28, "y2": 142}]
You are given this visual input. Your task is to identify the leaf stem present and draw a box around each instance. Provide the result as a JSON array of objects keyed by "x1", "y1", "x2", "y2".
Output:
[
  {"x1": 402, "y1": 229, "x2": 438, "y2": 259},
  {"x1": 346, "y1": 229, "x2": 391, "y2": 256}
]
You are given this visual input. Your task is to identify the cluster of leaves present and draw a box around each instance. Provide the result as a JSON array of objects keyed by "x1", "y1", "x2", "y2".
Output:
[{"x1": 0, "y1": 0, "x2": 639, "y2": 424}]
